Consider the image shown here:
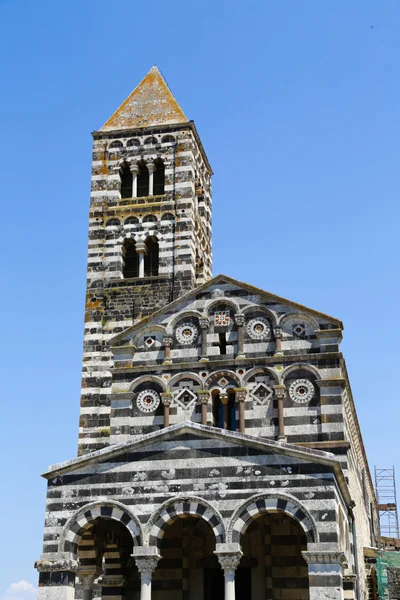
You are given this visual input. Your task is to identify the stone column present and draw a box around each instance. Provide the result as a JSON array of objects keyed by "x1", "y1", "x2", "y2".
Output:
[
  {"x1": 132, "y1": 546, "x2": 161, "y2": 600},
  {"x1": 147, "y1": 162, "x2": 156, "y2": 196},
  {"x1": 136, "y1": 240, "x2": 147, "y2": 278},
  {"x1": 199, "y1": 317, "x2": 210, "y2": 362},
  {"x1": 274, "y1": 326, "x2": 283, "y2": 356},
  {"x1": 302, "y1": 548, "x2": 347, "y2": 600},
  {"x1": 35, "y1": 558, "x2": 77, "y2": 600},
  {"x1": 198, "y1": 390, "x2": 210, "y2": 425},
  {"x1": 235, "y1": 388, "x2": 247, "y2": 433},
  {"x1": 161, "y1": 392, "x2": 172, "y2": 427},
  {"x1": 235, "y1": 314, "x2": 245, "y2": 359},
  {"x1": 162, "y1": 335, "x2": 173, "y2": 365},
  {"x1": 130, "y1": 164, "x2": 139, "y2": 198},
  {"x1": 274, "y1": 384, "x2": 286, "y2": 441},
  {"x1": 215, "y1": 544, "x2": 243, "y2": 600},
  {"x1": 219, "y1": 392, "x2": 229, "y2": 429}
]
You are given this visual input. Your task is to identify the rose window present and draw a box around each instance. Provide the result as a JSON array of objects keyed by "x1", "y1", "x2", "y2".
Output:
[
  {"x1": 247, "y1": 317, "x2": 270, "y2": 340},
  {"x1": 175, "y1": 323, "x2": 198, "y2": 345},
  {"x1": 288, "y1": 379, "x2": 315, "y2": 404},
  {"x1": 136, "y1": 389, "x2": 160, "y2": 413}
]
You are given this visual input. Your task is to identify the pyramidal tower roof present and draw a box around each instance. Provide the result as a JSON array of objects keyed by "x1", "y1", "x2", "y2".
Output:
[{"x1": 100, "y1": 66, "x2": 188, "y2": 132}]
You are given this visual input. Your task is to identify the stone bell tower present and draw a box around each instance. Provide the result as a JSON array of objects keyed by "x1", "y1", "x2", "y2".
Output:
[{"x1": 80, "y1": 66, "x2": 213, "y2": 455}]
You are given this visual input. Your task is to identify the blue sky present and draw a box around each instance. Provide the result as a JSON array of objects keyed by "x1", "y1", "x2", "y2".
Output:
[{"x1": 0, "y1": 0, "x2": 399, "y2": 595}]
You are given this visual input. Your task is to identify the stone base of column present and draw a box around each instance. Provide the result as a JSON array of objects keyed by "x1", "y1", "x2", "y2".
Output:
[
  {"x1": 199, "y1": 357, "x2": 209, "y2": 362},
  {"x1": 162, "y1": 360, "x2": 172, "y2": 365},
  {"x1": 235, "y1": 354, "x2": 245, "y2": 360}
]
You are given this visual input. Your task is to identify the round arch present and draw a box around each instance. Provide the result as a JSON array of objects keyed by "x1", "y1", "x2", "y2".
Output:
[
  {"x1": 278, "y1": 312, "x2": 319, "y2": 331},
  {"x1": 59, "y1": 500, "x2": 143, "y2": 557},
  {"x1": 131, "y1": 324, "x2": 167, "y2": 348},
  {"x1": 129, "y1": 374, "x2": 166, "y2": 392},
  {"x1": 228, "y1": 492, "x2": 318, "y2": 545},
  {"x1": 166, "y1": 310, "x2": 204, "y2": 335},
  {"x1": 242, "y1": 304, "x2": 278, "y2": 327},
  {"x1": 282, "y1": 362, "x2": 321, "y2": 382},
  {"x1": 243, "y1": 366, "x2": 279, "y2": 386},
  {"x1": 145, "y1": 496, "x2": 225, "y2": 547},
  {"x1": 205, "y1": 369, "x2": 241, "y2": 390},
  {"x1": 169, "y1": 372, "x2": 204, "y2": 390},
  {"x1": 206, "y1": 298, "x2": 241, "y2": 317}
]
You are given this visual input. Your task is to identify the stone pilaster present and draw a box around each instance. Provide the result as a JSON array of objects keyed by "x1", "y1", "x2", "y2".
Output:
[
  {"x1": 197, "y1": 390, "x2": 210, "y2": 425},
  {"x1": 161, "y1": 392, "x2": 173, "y2": 427},
  {"x1": 274, "y1": 384, "x2": 286, "y2": 441},
  {"x1": 274, "y1": 326, "x2": 283, "y2": 356},
  {"x1": 35, "y1": 558, "x2": 77, "y2": 600},
  {"x1": 302, "y1": 548, "x2": 347, "y2": 600},
  {"x1": 199, "y1": 317, "x2": 210, "y2": 362},
  {"x1": 162, "y1": 335, "x2": 173, "y2": 365},
  {"x1": 235, "y1": 314, "x2": 245, "y2": 359}
]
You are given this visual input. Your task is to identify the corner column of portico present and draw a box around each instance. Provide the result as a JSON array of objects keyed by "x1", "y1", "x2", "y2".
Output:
[
  {"x1": 215, "y1": 543, "x2": 243, "y2": 600},
  {"x1": 132, "y1": 546, "x2": 161, "y2": 600},
  {"x1": 35, "y1": 557, "x2": 77, "y2": 600},
  {"x1": 78, "y1": 566, "x2": 102, "y2": 600},
  {"x1": 302, "y1": 546, "x2": 347, "y2": 600},
  {"x1": 147, "y1": 162, "x2": 156, "y2": 196}
]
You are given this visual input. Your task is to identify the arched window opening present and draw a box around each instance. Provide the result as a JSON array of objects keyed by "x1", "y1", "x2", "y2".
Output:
[
  {"x1": 212, "y1": 389, "x2": 236, "y2": 431},
  {"x1": 161, "y1": 134, "x2": 175, "y2": 144},
  {"x1": 125, "y1": 216, "x2": 139, "y2": 225},
  {"x1": 144, "y1": 237, "x2": 159, "y2": 277},
  {"x1": 137, "y1": 161, "x2": 149, "y2": 197},
  {"x1": 106, "y1": 218, "x2": 120, "y2": 227},
  {"x1": 127, "y1": 138, "x2": 140, "y2": 148},
  {"x1": 120, "y1": 163, "x2": 132, "y2": 198},
  {"x1": 123, "y1": 239, "x2": 139, "y2": 278},
  {"x1": 143, "y1": 214, "x2": 157, "y2": 223},
  {"x1": 161, "y1": 213, "x2": 174, "y2": 221},
  {"x1": 144, "y1": 136, "x2": 157, "y2": 146},
  {"x1": 153, "y1": 158, "x2": 165, "y2": 195},
  {"x1": 109, "y1": 140, "x2": 123, "y2": 149}
]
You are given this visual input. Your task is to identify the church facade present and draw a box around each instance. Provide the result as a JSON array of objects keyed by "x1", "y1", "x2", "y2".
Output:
[{"x1": 35, "y1": 67, "x2": 377, "y2": 600}]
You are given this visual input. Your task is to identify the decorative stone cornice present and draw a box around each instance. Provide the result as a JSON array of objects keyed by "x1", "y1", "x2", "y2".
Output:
[
  {"x1": 301, "y1": 550, "x2": 347, "y2": 567},
  {"x1": 35, "y1": 558, "x2": 78, "y2": 573},
  {"x1": 99, "y1": 576, "x2": 126, "y2": 587}
]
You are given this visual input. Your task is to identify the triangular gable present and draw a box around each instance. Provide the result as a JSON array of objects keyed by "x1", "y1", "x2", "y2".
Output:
[
  {"x1": 110, "y1": 274, "x2": 343, "y2": 345},
  {"x1": 100, "y1": 66, "x2": 188, "y2": 132},
  {"x1": 44, "y1": 421, "x2": 340, "y2": 477}
]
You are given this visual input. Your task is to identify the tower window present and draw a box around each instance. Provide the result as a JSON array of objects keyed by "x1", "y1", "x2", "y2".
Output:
[
  {"x1": 137, "y1": 161, "x2": 149, "y2": 197},
  {"x1": 153, "y1": 158, "x2": 165, "y2": 195},
  {"x1": 120, "y1": 163, "x2": 133, "y2": 198},
  {"x1": 123, "y1": 239, "x2": 139, "y2": 278},
  {"x1": 144, "y1": 237, "x2": 159, "y2": 276},
  {"x1": 212, "y1": 390, "x2": 236, "y2": 431}
]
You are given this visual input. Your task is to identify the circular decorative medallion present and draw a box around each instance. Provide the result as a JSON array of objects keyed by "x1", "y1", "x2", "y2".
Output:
[
  {"x1": 289, "y1": 379, "x2": 315, "y2": 404},
  {"x1": 175, "y1": 322, "x2": 199, "y2": 345},
  {"x1": 136, "y1": 389, "x2": 160, "y2": 413},
  {"x1": 247, "y1": 317, "x2": 270, "y2": 340}
]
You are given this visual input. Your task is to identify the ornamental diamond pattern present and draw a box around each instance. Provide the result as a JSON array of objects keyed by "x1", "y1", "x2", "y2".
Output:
[
  {"x1": 250, "y1": 382, "x2": 273, "y2": 406},
  {"x1": 174, "y1": 387, "x2": 197, "y2": 409}
]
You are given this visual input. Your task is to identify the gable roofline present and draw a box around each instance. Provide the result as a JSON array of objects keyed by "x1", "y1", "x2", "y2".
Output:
[
  {"x1": 42, "y1": 422, "x2": 351, "y2": 507},
  {"x1": 110, "y1": 274, "x2": 343, "y2": 345}
]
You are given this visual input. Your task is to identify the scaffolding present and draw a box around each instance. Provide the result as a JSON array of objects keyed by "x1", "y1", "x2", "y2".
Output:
[{"x1": 375, "y1": 467, "x2": 399, "y2": 539}]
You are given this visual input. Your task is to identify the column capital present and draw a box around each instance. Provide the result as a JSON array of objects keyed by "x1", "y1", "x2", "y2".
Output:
[
  {"x1": 215, "y1": 544, "x2": 243, "y2": 573},
  {"x1": 234, "y1": 314, "x2": 245, "y2": 327},
  {"x1": 134, "y1": 556, "x2": 160, "y2": 576},
  {"x1": 273, "y1": 384, "x2": 286, "y2": 399},
  {"x1": 219, "y1": 391, "x2": 229, "y2": 404},
  {"x1": 234, "y1": 388, "x2": 247, "y2": 402},
  {"x1": 161, "y1": 392, "x2": 173, "y2": 406},
  {"x1": 163, "y1": 335, "x2": 173, "y2": 347},
  {"x1": 35, "y1": 557, "x2": 78, "y2": 573},
  {"x1": 130, "y1": 164, "x2": 139, "y2": 175},
  {"x1": 77, "y1": 566, "x2": 102, "y2": 588},
  {"x1": 302, "y1": 550, "x2": 347, "y2": 567},
  {"x1": 146, "y1": 161, "x2": 156, "y2": 173},
  {"x1": 199, "y1": 316, "x2": 210, "y2": 329},
  {"x1": 136, "y1": 240, "x2": 148, "y2": 255},
  {"x1": 197, "y1": 390, "x2": 210, "y2": 404},
  {"x1": 274, "y1": 326, "x2": 283, "y2": 339}
]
